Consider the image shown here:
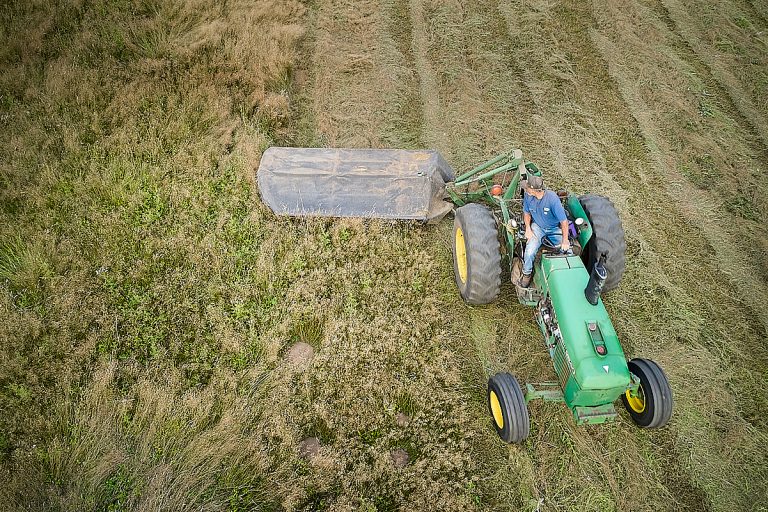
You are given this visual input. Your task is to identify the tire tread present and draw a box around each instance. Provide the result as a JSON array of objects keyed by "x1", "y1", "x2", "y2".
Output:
[
  {"x1": 623, "y1": 358, "x2": 673, "y2": 428},
  {"x1": 453, "y1": 204, "x2": 502, "y2": 304},
  {"x1": 578, "y1": 194, "x2": 627, "y2": 291},
  {"x1": 488, "y1": 373, "x2": 530, "y2": 443}
]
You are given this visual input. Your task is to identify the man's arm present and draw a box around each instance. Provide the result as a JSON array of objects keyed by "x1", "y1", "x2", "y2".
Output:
[
  {"x1": 549, "y1": 194, "x2": 570, "y2": 251},
  {"x1": 524, "y1": 212, "x2": 533, "y2": 240},
  {"x1": 560, "y1": 219, "x2": 571, "y2": 251}
]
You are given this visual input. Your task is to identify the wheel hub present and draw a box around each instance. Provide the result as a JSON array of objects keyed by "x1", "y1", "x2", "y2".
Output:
[
  {"x1": 625, "y1": 387, "x2": 646, "y2": 413},
  {"x1": 455, "y1": 226, "x2": 468, "y2": 283},
  {"x1": 489, "y1": 390, "x2": 504, "y2": 429}
]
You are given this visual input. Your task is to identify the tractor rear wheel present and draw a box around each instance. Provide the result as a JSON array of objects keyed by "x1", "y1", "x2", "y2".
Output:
[
  {"x1": 452, "y1": 204, "x2": 501, "y2": 304},
  {"x1": 622, "y1": 358, "x2": 673, "y2": 428},
  {"x1": 578, "y1": 194, "x2": 626, "y2": 292},
  {"x1": 487, "y1": 373, "x2": 530, "y2": 443}
]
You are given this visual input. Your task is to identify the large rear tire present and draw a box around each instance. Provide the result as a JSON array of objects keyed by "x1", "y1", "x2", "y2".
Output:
[
  {"x1": 487, "y1": 373, "x2": 530, "y2": 443},
  {"x1": 622, "y1": 358, "x2": 673, "y2": 428},
  {"x1": 452, "y1": 204, "x2": 501, "y2": 304},
  {"x1": 578, "y1": 194, "x2": 626, "y2": 292}
]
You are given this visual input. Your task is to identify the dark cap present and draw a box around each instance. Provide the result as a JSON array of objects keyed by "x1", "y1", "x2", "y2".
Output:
[{"x1": 523, "y1": 175, "x2": 544, "y2": 190}]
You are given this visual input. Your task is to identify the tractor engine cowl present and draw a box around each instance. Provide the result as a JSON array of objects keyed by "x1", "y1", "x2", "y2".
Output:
[{"x1": 537, "y1": 255, "x2": 632, "y2": 407}]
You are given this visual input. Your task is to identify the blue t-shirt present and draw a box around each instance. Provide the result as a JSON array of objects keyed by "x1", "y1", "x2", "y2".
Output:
[{"x1": 523, "y1": 190, "x2": 567, "y2": 230}]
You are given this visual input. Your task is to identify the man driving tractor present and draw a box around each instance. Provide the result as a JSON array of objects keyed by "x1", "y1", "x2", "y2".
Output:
[{"x1": 518, "y1": 175, "x2": 571, "y2": 288}]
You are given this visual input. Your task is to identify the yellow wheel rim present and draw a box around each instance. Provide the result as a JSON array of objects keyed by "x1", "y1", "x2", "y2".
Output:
[
  {"x1": 455, "y1": 226, "x2": 468, "y2": 284},
  {"x1": 625, "y1": 386, "x2": 646, "y2": 413},
  {"x1": 490, "y1": 391, "x2": 504, "y2": 429}
]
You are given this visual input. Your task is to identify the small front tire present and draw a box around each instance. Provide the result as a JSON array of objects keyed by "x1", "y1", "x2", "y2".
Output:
[
  {"x1": 622, "y1": 358, "x2": 673, "y2": 428},
  {"x1": 487, "y1": 373, "x2": 530, "y2": 443}
]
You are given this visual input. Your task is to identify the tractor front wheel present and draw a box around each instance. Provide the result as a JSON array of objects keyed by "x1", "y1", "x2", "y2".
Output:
[
  {"x1": 622, "y1": 358, "x2": 673, "y2": 428},
  {"x1": 452, "y1": 204, "x2": 501, "y2": 304},
  {"x1": 487, "y1": 373, "x2": 530, "y2": 443}
]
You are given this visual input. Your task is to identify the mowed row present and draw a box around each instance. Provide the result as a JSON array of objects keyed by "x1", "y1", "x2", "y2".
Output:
[{"x1": 304, "y1": 0, "x2": 768, "y2": 510}]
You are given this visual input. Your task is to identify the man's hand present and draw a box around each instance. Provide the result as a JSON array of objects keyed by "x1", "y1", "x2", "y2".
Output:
[{"x1": 523, "y1": 212, "x2": 533, "y2": 240}]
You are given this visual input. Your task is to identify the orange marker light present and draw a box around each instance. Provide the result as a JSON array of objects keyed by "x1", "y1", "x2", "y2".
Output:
[{"x1": 491, "y1": 184, "x2": 503, "y2": 196}]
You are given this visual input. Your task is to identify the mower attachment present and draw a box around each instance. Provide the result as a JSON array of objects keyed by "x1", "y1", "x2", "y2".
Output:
[{"x1": 257, "y1": 147, "x2": 456, "y2": 223}]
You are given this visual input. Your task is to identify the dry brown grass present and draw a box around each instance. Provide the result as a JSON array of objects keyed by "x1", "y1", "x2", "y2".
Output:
[
  {"x1": 8, "y1": 363, "x2": 279, "y2": 510},
  {"x1": 1, "y1": 0, "x2": 306, "y2": 509}
]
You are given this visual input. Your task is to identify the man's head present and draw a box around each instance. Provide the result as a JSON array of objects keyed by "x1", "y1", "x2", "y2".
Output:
[{"x1": 523, "y1": 175, "x2": 546, "y2": 199}]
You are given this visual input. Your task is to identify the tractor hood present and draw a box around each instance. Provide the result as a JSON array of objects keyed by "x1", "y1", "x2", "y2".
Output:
[
  {"x1": 540, "y1": 256, "x2": 631, "y2": 400},
  {"x1": 257, "y1": 147, "x2": 456, "y2": 223}
]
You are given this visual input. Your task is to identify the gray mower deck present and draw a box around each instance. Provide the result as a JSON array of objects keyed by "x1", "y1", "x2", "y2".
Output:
[{"x1": 257, "y1": 147, "x2": 455, "y2": 223}]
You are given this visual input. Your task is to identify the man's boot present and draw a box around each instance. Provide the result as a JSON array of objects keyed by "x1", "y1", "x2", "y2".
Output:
[{"x1": 518, "y1": 272, "x2": 532, "y2": 288}]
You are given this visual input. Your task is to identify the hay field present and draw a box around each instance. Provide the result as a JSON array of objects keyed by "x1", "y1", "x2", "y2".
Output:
[{"x1": 1, "y1": 0, "x2": 766, "y2": 510}]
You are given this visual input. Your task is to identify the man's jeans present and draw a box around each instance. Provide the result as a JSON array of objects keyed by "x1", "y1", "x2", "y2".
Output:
[{"x1": 522, "y1": 223, "x2": 562, "y2": 275}]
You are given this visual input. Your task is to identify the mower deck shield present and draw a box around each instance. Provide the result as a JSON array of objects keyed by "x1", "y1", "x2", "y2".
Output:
[{"x1": 257, "y1": 147, "x2": 456, "y2": 223}]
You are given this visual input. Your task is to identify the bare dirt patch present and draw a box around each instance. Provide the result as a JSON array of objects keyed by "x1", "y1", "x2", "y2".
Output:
[
  {"x1": 390, "y1": 448, "x2": 409, "y2": 468},
  {"x1": 286, "y1": 341, "x2": 315, "y2": 368},
  {"x1": 298, "y1": 437, "x2": 321, "y2": 459}
]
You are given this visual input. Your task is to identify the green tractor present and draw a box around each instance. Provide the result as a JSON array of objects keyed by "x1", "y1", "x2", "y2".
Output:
[
  {"x1": 447, "y1": 149, "x2": 672, "y2": 443},
  {"x1": 257, "y1": 146, "x2": 673, "y2": 443}
]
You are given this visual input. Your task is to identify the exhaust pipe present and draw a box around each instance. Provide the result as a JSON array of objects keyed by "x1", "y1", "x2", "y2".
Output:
[{"x1": 585, "y1": 259, "x2": 607, "y2": 306}]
